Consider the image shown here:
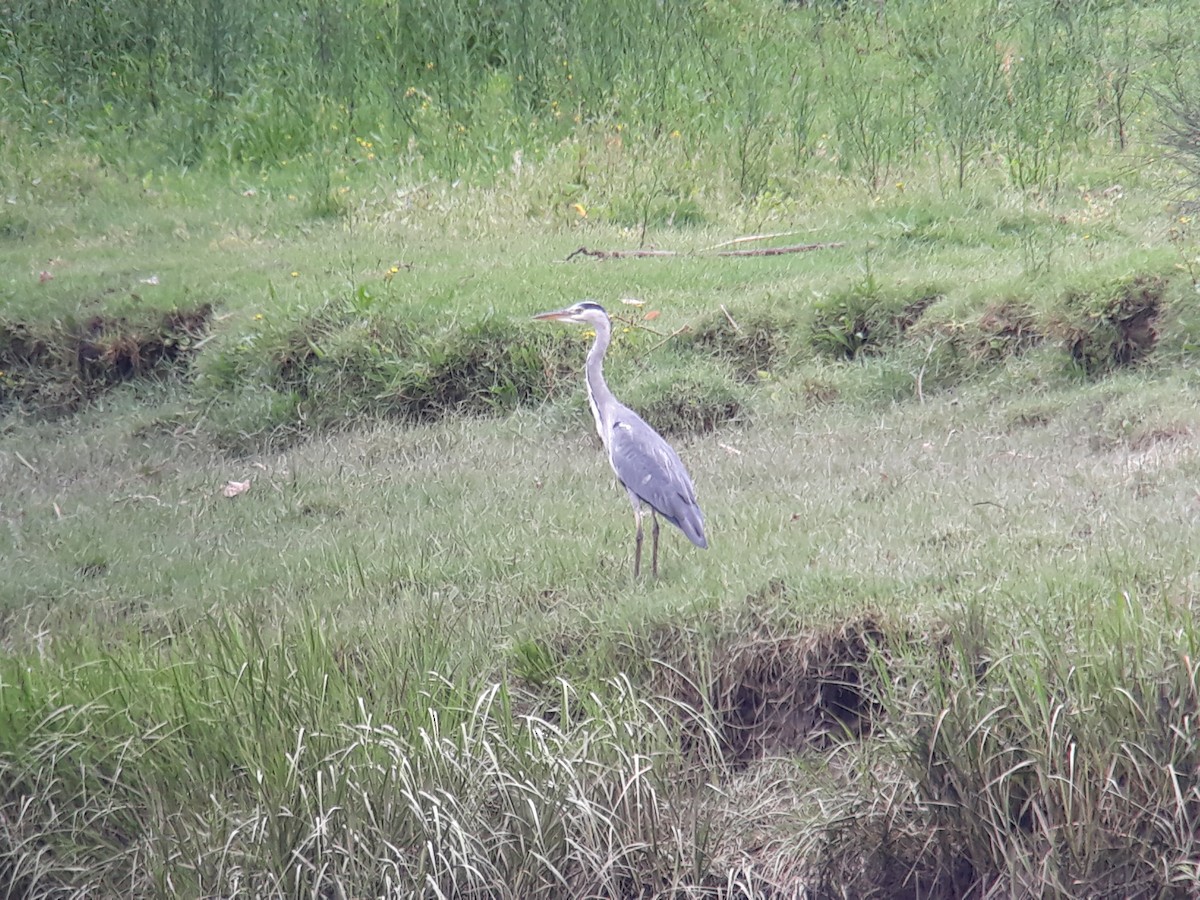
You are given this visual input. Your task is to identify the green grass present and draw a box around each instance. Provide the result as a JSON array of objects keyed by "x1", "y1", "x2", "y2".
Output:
[
  {"x1": 4, "y1": 149, "x2": 1200, "y2": 896},
  {"x1": 3, "y1": 358, "x2": 1199, "y2": 893},
  {"x1": 4, "y1": 0, "x2": 1200, "y2": 895}
]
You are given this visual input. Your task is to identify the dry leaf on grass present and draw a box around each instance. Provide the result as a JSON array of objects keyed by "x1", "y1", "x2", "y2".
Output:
[{"x1": 221, "y1": 479, "x2": 251, "y2": 498}]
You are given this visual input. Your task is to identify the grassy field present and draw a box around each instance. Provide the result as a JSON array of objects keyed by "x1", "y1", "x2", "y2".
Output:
[{"x1": 4, "y1": 0, "x2": 1200, "y2": 897}]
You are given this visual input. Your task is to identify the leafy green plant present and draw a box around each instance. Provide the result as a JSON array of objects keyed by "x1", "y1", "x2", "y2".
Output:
[
  {"x1": 898, "y1": 0, "x2": 1006, "y2": 189},
  {"x1": 824, "y1": 21, "x2": 914, "y2": 193}
]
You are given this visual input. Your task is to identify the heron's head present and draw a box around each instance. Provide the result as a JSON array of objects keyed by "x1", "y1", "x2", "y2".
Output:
[{"x1": 532, "y1": 301, "x2": 609, "y2": 327}]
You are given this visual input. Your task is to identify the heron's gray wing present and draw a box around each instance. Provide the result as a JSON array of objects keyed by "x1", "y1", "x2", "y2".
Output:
[{"x1": 608, "y1": 413, "x2": 708, "y2": 549}]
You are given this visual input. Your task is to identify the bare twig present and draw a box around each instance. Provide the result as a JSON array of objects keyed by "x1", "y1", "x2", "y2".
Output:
[
  {"x1": 701, "y1": 231, "x2": 806, "y2": 252},
  {"x1": 13, "y1": 451, "x2": 39, "y2": 474},
  {"x1": 720, "y1": 304, "x2": 741, "y2": 332}
]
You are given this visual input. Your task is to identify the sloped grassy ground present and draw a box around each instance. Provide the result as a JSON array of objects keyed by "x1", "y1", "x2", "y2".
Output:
[
  {"x1": 3, "y1": 148, "x2": 1195, "y2": 438},
  {"x1": 2, "y1": 145, "x2": 1200, "y2": 896}
]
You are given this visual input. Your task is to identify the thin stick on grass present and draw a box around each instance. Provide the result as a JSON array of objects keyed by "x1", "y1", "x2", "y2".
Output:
[
  {"x1": 700, "y1": 230, "x2": 807, "y2": 252},
  {"x1": 13, "y1": 450, "x2": 39, "y2": 474},
  {"x1": 915, "y1": 337, "x2": 939, "y2": 404},
  {"x1": 565, "y1": 247, "x2": 679, "y2": 261},
  {"x1": 644, "y1": 324, "x2": 692, "y2": 355},
  {"x1": 720, "y1": 305, "x2": 741, "y2": 333}
]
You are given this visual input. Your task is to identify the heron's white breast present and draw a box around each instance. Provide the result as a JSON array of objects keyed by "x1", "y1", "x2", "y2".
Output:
[{"x1": 603, "y1": 420, "x2": 633, "y2": 472}]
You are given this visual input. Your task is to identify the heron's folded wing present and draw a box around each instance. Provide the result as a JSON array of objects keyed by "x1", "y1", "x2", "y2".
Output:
[{"x1": 609, "y1": 416, "x2": 707, "y2": 548}]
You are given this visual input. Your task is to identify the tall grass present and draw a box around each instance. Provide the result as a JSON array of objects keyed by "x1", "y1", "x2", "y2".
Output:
[
  {"x1": 5, "y1": 0, "x2": 1198, "y2": 190},
  {"x1": 809, "y1": 592, "x2": 1200, "y2": 897},
  {"x1": 0, "y1": 613, "x2": 724, "y2": 897}
]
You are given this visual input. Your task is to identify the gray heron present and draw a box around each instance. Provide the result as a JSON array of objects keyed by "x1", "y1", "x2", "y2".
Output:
[{"x1": 534, "y1": 301, "x2": 708, "y2": 576}]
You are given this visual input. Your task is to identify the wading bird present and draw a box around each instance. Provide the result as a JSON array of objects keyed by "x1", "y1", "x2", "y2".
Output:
[{"x1": 534, "y1": 301, "x2": 708, "y2": 576}]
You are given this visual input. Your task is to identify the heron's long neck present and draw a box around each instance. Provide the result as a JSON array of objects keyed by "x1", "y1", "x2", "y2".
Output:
[{"x1": 584, "y1": 315, "x2": 617, "y2": 441}]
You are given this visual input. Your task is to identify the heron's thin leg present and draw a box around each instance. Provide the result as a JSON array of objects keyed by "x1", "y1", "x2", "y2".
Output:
[
  {"x1": 625, "y1": 488, "x2": 646, "y2": 577},
  {"x1": 651, "y1": 511, "x2": 660, "y2": 577},
  {"x1": 632, "y1": 505, "x2": 644, "y2": 577}
]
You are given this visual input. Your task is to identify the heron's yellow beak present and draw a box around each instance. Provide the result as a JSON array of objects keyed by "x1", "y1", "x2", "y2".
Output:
[{"x1": 533, "y1": 308, "x2": 572, "y2": 321}]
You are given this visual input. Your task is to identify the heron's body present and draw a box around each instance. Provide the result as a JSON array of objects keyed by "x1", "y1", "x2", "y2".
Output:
[{"x1": 535, "y1": 301, "x2": 707, "y2": 575}]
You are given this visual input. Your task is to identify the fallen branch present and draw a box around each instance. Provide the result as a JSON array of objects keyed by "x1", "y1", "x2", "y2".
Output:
[
  {"x1": 715, "y1": 241, "x2": 845, "y2": 257},
  {"x1": 565, "y1": 240, "x2": 844, "y2": 261},
  {"x1": 565, "y1": 246, "x2": 679, "y2": 261}
]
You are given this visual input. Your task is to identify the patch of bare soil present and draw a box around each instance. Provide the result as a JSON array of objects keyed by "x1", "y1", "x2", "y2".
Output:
[
  {"x1": 76, "y1": 305, "x2": 212, "y2": 383},
  {"x1": 710, "y1": 615, "x2": 886, "y2": 765},
  {"x1": 0, "y1": 304, "x2": 213, "y2": 414},
  {"x1": 894, "y1": 294, "x2": 940, "y2": 333},
  {"x1": 975, "y1": 301, "x2": 1041, "y2": 359},
  {"x1": 1063, "y1": 274, "x2": 1164, "y2": 375},
  {"x1": 651, "y1": 608, "x2": 889, "y2": 769}
]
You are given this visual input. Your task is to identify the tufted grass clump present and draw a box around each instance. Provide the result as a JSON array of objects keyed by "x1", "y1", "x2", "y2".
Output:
[
  {"x1": 194, "y1": 290, "x2": 581, "y2": 448},
  {"x1": 688, "y1": 305, "x2": 802, "y2": 382},
  {"x1": 808, "y1": 279, "x2": 946, "y2": 362},
  {"x1": 1049, "y1": 271, "x2": 1171, "y2": 377},
  {"x1": 807, "y1": 595, "x2": 1200, "y2": 898},
  {"x1": 620, "y1": 353, "x2": 748, "y2": 437},
  {"x1": 0, "y1": 613, "x2": 726, "y2": 898},
  {"x1": 0, "y1": 306, "x2": 214, "y2": 415}
]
